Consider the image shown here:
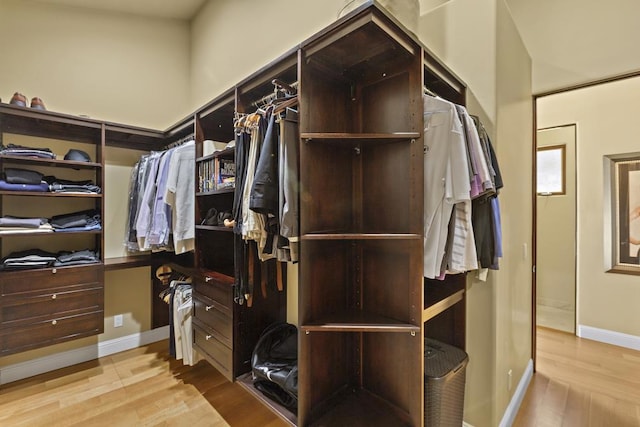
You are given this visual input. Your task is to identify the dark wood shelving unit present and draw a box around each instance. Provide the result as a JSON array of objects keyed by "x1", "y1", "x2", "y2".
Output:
[{"x1": 0, "y1": 2, "x2": 473, "y2": 424}]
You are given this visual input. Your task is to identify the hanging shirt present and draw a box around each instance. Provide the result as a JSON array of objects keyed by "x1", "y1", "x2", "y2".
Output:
[
  {"x1": 147, "y1": 148, "x2": 175, "y2": 248},
  {"x1": 136, "y1": 151, "x2": 162, "y2": 250},
  {"x1": 423, "y1": 95, "x2": 471, "y2": 279},
  {"x1": 165, "y1": 141, "x2": 195, "y2": 254}
]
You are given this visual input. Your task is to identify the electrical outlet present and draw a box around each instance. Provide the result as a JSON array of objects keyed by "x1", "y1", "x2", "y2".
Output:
[
  {"x1": 114, "y1": 314, "x2": 124, "y2": 328},
  {"x1": 507, "y1": 369, "x2": 513, "y2": 391}
]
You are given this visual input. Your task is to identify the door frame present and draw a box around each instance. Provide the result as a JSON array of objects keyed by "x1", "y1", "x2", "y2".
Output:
[{"x1": 531, "y1": 70, "x2": 640, "y2": 370}]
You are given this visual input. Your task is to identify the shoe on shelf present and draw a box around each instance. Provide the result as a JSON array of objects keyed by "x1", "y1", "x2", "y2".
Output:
[
  {"x1": 30, "y1": 97, "x2": 46, "y2": 110},
  {"x1": 10, "y1": 92, "x2": 27, "y2": 107}
]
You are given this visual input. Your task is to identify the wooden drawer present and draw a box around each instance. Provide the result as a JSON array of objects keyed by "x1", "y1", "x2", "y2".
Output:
[
  {"x1": 1, "y1": 286, "x2": 103, "y2": 326},
  {"x1": 0, "y1": 310, "x2": 103, "y2": 356},
  {"x1": 0, "y1": 265, "x2": 102, "y2": 296},
  {"x1": 193, "y1": 272, "x2": 233, "y2": 315},
  {"x1": 193, "y1": 293, "x2": 232, "y2": 348},
  {"x1": 193, "y1": 321, "x2": 233, "y2": 381}
]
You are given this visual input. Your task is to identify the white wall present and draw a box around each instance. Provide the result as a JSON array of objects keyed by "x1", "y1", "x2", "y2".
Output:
[{"x1": 538, "y1": 76, "x2": 640, "y2": 338}]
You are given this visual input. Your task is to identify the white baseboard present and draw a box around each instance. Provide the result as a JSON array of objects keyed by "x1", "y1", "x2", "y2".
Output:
[
  {"x1": 577, "y1": 324, "x2": 640, "y2": 351},
  {"x1": 499, "y1": 359, "x2": 533, "y2": 427},
  {"x1": 0, "y1": 326, "x2": 169, "y2": 385}
]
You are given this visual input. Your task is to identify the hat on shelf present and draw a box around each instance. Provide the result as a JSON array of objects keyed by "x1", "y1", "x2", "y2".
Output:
[{"x1": 63, "y1": 149, "x2": 91, "y2": 162}]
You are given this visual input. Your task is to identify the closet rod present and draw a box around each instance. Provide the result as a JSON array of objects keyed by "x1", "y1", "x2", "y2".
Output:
[
  {"x1": 423, "y1": 85, "x2": 439, "y2": 98},
  {"x1": 251, "y1": 80, "x2": 298, "y2": 109},
  {"x1": 164, "y1": 132, "x2": 195, "y2": 150}
]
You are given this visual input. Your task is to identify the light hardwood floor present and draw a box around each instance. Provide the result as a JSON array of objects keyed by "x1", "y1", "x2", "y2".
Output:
[
  {"x1": 5, "y1": 328, "x2": 639, "y2": 426},
  {"x1": 0, "y1": 341, "x2": 287, "y2": 427},
  {"x1": 514, "y1": 327, "x2": 640, "y2": 426}
]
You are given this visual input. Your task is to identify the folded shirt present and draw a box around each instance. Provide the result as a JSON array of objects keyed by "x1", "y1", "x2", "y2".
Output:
[
  {"x1": 54, "y1": 249, "x2": 100, "y2": 266},
  {"x1": 51, "y1": 209, "x2": 100, "y2": 229},
  {"x1": 0, "y1": 249, "x2": 58, "y2": 270},
  {"x1": 0, "y1": 143, "x2": 55, "y2": 159},
  {"x1": 53, "y1": 223, "x2": 101, "y2": 232},
  {"x1": 0, "y1": 224, "x2": 53, "y2": 234},
  {"x1": 0, "y1": 180, "x2": 49, "y2": 192},
  {"x1": 0, "y1": 248, "x2": 101, "y2": 270},
  {"x1": 0, "y1": 216, "x2": 48, "y2": 228},
  {"x1": 43, "y1": 176, "x2": 102, "y2": 194},
  {"x1": 3, "y1": 168, "x2": 45, "y2": 185}
]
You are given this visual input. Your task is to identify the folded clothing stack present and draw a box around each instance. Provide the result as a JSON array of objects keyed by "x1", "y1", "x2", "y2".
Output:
[
  {"x1": 0, "y1": 248, "x2": 100, "y2": 271},
  {"x1": 0, "y1": 167, "x2": 48, "y2": 192},
  {"x1": 0, "y1": 215, "x2": 53, "y2": 234},
  {"x1": 51, "y1": 209, "x2": 101, "y2": 232},
  {"x1": 0, "y1": 210, "x2": 102, "y2": 234},
  {"x1": 0, "y1": 143, "x2": 56, "y2": 160},
  {"x1": 0, "y1": 249, "x2": 58, "y2": 270},
  {"x1": 54, "y1": 249, "x2": 100, "y2": 267},
  {"x1": 0, "y1": 168, "x2": 102, "y2": 194},
  {"x1": 43, "y1": 176, "x2": 101, "y2": 194}
]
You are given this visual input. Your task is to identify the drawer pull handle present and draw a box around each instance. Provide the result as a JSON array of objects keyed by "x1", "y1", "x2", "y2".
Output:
[
  {"x1": 52, "y1": 268, "x2": 57, "y2": 274},
  {"x1": 52, "y1": 320, "x2": 57, "y2": 326},
  {"x1": 205, "y1": 305, "x2": 213, "y2": 311},
  {"x1": 205, "y1": 334, "x2": 212, "y2": 341},
  {"x1": 205, "y1": 277, "x2": 212, "y2": 283},
  {"x1": 51, "y1": 294, "x2": 57, "y2": 300}
]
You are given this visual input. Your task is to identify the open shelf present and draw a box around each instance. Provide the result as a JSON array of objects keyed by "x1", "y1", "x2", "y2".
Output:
[
  {"x1": 301, "y1": 311, "x2": 420, "y2": 333},
  {"x1": 423, "y1": 289, "x2": 464, "y2": 323},
  {"x1": 237, "y1": 372, "x2": 297, "y2": 426},
  {"x1": 0, "y1": 191, "x2": 101, "y2": 198},
  {"x1": 309, "y1": 388, "x2": 411, "y2": 427},
  {"x1": 0, "y1": 230, "x2": 101, "y2": 237},
  {"x1": 195, "y1": 225, "x2": 233, "y2": 232},
  {"x1": 302, "y1": 233, "x2": 420, "y2": 240},
  {"x1": 0, "y1": 155, "x2": 102, "y2": 169},
  {"x1": 104, "y1": 255, "x2": 152, "y2": 271},
  {"x1": 196, "y1": 147, "x2": 235, "y2": 163},
  {"x1": 301, "y1": 132, "x2": 419, "y2": 142},
  {"x1": 196, "y1": 188, "x2": 234, "y2": 196}
]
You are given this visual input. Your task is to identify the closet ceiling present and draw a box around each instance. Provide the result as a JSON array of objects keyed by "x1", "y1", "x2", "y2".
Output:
[
  {"x1": 505, "y1": 0, "x2": 640, "y2": 94},
  {"x1": 31, "y1": 0, "x2": 207, "y2": 19}
]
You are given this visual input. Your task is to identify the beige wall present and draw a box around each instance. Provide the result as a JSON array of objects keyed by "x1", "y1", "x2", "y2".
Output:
[
  {"x1": 0, "y1": 0, "x2": 190, "y2": 129},
  {"x1": 493, "y1": 0, "x2": 533, "y2": 423},
  {"x1": 418, "y1": 0, "x2": 497, "y2": 123},
  {"x1": 420, "y1": 1, "x2": 533, "y2": 425},
  {"x1": 190, "y1": 0, "x2": 345, "y2": 109},
  {"x1": 0, "y1": 1, "x2": 184, "y2": 367},
  {"x1": 536, "y1": 126, "x2": 576, "y2": 315},
  {"x1": 537, "y1": 76, "x2": 640, "y2": 337}
]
